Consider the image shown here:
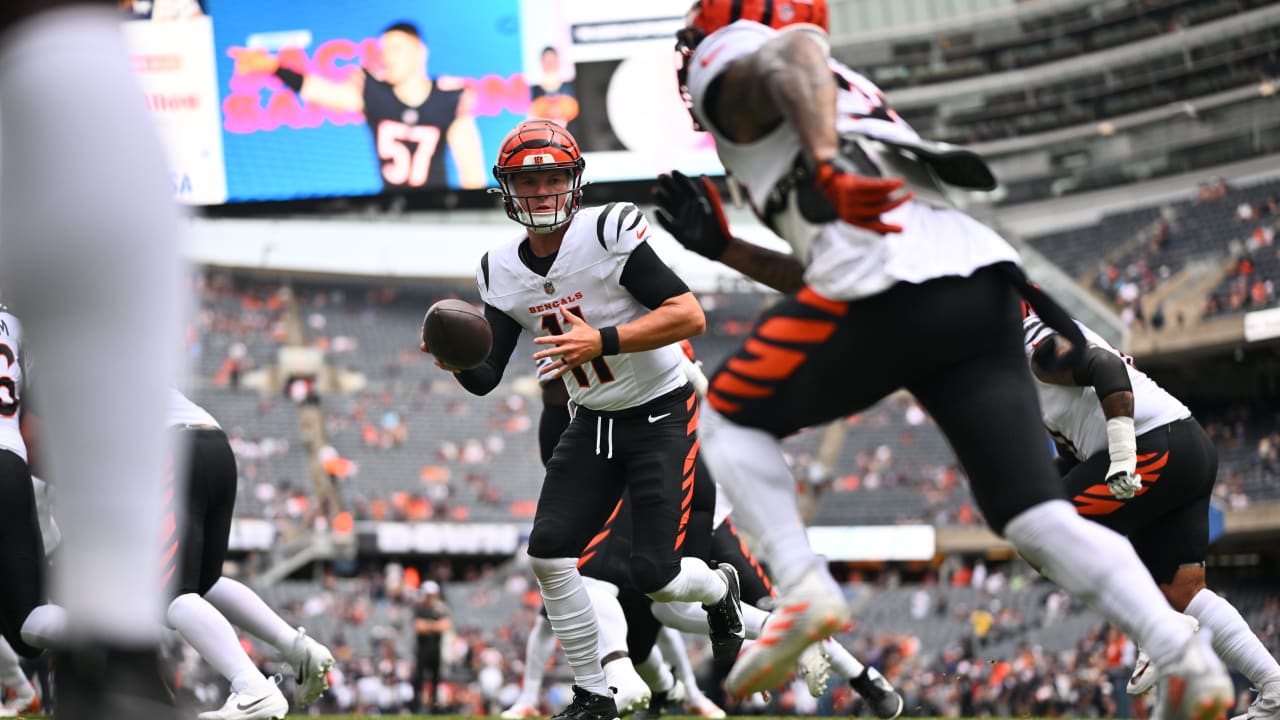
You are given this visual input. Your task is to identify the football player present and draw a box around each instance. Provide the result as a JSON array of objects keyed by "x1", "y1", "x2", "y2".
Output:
[
  {"x1": 423, "y1": 119, "x2": 742, "y2": 720},
  {"x1": 653, "y1": 2, "x2": 1233, "y2": 718},
  {"x1": 1, "y1": 3, "x2": 187, "y2": 719},
  {"x1": 1025, "y1": 311, "x2": 1280, "y2": 720},
  {"x1": 166, "y1": 389, "x2": 336, "y2": 720}
]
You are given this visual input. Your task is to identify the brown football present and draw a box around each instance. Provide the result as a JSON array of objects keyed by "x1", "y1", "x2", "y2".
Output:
[{"x1": 422, "y1": 299, "x2": 492, "y2": 370}]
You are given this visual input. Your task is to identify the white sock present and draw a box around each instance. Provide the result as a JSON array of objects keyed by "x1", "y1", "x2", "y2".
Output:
[
  {"x1": 651, "y1": 600, "x2": 769, "y2": 639},
  {"x1": 19, "y1": 604, "x2": 67, "y2": 650},
  {"x1": 583, "y1": 578, "x2": 628, "y2": 659},
  {"x1": 166, "y1": 594, "x2": 262, "y2": 691},
  {"x1": 1004, "y1": 500, "x2": 1194, "y2": 668},
  {"x1": 519, "y1": 613, "x2": 556, "y2": 703},
  {"x1": 1, "y1": 6, "x2": 185, "y2": 645},
  {"x1": 636, "y1": 646, "x2": 675, "y2": 694},
  {"x1": 656, "y1": 628, "x2": 703, "y2": 699},
  {"x1": 204, "y1": 578, "x2": 298, "y2": 653},
  {"x1": 822, "y1": 638, "x2": 866, "y2": 680},
  {"x1": 0, "y1": 636, "x2": 28, "y2": 688},
  {"x1": 648, "y1": 557, "x2": 726, "y2": 605},
  {"x1": 698, "y1": 405, "x2": 821, "y2": 589},
  {"x1": 1186, "y1": 589, "x2": 1280, "y2": 687},
  {"x1": 530, "y1": 557, "x2": 608, "y2": 696}
]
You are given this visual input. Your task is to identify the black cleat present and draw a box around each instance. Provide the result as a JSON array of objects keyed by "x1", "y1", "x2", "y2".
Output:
[
  {"x1": 850, "y1": 667, "x2": 905, "y2": 720},
  {"x1": 703, "y1": 563, "x2": 745, "y2": 674},
  {"x1": 635, "y1": 679, "x2": 685, "y2": 720},
  {"x1": 551, "y1": 685, "x2": 620, "y2": 720}
]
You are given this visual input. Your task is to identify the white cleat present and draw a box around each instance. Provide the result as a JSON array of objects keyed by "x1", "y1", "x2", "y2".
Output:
[
  {"x1": 1232, "y1": 681, "x2": 1280, "y2": 720},
  {"x1": 605, "y1": 659, "x2": 652, "y2": 717},
  {"x1": 688, "y1": 694, "x2": 727, "y2": 719},
  {"x1": 197, "y1": 676, "x2": 289, "y2": 720},
  {"x1": 500, "y1": 700, "x2": 542, "y2": 718},
  {"x1": 0, "y1": 682, "x2": 39, "y2": 717},
  {"x1": 1134, "y1": 616, "x2": 1198, "y2": 697},
  {"x1": 797, "y1": 642, "x2": 831, "y2": 698},
  {"x1": 284, "y1": 626, "x2": 334, "y2": 708},
  {"x1": 726, "y1": 565, "x2": 850, "y2": 697},
  {"x1": 1155, "y1": 628, "x2": 1234, "y2": 720},
  {"x1": 1130, "y1": 648, "x2": 1159, "y2": 696}
]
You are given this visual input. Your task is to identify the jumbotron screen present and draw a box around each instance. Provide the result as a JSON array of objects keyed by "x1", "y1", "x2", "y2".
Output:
[{"x1": 125, "y1": 0, "x2": 724, "y2": 204}]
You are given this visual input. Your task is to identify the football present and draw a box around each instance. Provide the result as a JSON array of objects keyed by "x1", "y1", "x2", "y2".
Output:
[{"x1": 422, "y1": 299, "x2": 492, "y2": 370}]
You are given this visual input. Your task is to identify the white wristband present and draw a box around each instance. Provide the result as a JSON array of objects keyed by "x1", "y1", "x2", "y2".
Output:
[{"x1": 1105, "y1": 416, "x2": 1138, "y2": 476}]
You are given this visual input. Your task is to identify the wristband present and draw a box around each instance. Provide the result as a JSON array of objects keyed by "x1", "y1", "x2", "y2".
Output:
[
  {"x1": 275, "y1": 67, "x2": 305, "y2": 93},
  {"x1": 599, "y1": 326, "x2": 621, "y2": 356},
  {"x1": 1105, "y1": 416, "x2": 1138, "y2": 471}
]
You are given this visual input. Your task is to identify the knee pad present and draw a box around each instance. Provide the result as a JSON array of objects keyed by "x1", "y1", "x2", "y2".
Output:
[
  {"x1": 629, "y1": 555, "x2": 678, "y2": 596},
  {"x1": 527, "y1": 518, "x2": 575, "y2": 560}
]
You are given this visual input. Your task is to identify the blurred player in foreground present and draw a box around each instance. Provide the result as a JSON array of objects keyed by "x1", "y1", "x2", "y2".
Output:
[{"x1": 1, "y1": 1, "x2": 186, "y2": 718}]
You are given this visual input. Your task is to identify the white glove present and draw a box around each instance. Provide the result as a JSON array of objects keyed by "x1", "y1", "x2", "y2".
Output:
[
  {"x1": 535, "y1": 356, "x2": 557, "y2": 384},
  {"x1": 1105, "y1": 416, "x2": 1142, "y2": 500}
]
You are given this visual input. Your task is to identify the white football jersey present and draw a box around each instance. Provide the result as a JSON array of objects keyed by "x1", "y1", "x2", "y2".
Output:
[
  {"x1": 1024, "y1": 316, "x2": 1190, "y2": 460},
  {"x1": 0, "y1": 309, "x2": 26, "y2": 462},
  {"x1": 686, "y1": 21, "x2": 1019, "y2": 301},
  {"x1": 169, "y1": 388, "x2": 220, "y2": 428},
  {"x1": 480, "y1": 203, "x2": 687, "y2": 412}
]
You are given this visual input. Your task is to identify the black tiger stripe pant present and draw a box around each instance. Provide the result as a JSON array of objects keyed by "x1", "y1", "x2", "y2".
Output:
[{"x1": 705, "y1": 263, "x2": 1067, "y2": 535}]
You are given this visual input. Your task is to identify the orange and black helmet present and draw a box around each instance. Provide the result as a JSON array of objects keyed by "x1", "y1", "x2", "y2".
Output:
[{"x1": 492, "y1": 120, "x2": 585, "y2": 233}]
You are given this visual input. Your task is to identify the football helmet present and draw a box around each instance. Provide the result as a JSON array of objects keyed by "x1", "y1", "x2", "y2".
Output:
[
  {"x1": 675, "y1": 0, "x2": 829, "y2": 128},
  {"x1": 492, "y1": 120, "x2": 585, "y2": 233}
]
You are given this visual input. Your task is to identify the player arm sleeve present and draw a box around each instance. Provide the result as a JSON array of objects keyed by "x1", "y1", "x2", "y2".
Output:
[
  {"x1": 619, "y1": 242, "x2": 691, "y2": 310},
  {"x1": 1069, "y1": 346, "x2": 1134, "y2": 414},
  {"x1": 454, "y1": 304, "x2": 521, "y2": 396}
]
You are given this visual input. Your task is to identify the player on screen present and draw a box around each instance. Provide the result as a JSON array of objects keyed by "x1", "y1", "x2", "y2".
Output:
[{"x1": 233, "y1": 21, "x2": 487, "y2": 191}]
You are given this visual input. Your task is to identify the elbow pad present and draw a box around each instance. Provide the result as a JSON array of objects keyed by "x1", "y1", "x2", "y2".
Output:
[{"x1": 1071, "y1": 346, "x2": 1132, "y2": 400}]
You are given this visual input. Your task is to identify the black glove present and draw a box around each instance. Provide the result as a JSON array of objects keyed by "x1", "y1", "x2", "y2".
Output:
[{"x1": 652, "y1": 170, "x2": 732, "y2": 260}]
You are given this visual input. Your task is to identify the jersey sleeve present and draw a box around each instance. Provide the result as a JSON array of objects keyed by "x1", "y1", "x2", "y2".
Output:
[
  {"x1": 1022, "y1": 314, "x2": 1056, "y2": 355},
  {"x1": 593, "y1": 202, "x2": 651, "y2": 257}
]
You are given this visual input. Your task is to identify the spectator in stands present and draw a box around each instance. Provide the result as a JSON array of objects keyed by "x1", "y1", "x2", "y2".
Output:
[{"x1": 413, "y1": 581, "x2": 453, "y2": 714}]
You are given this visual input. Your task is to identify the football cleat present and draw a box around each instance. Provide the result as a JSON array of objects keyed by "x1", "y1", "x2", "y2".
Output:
[
  {"x1": 797, "y1": 642, "x2": 831, "y2": 698},
  {"x1": 727, "y1": 565, "x2": 850, "y2": 696},
  {"x1": 0, "y1": 681, "x2": 38, "y2": 717},
  {"x1": 850, "y1": 667, "x2": 905, "y2": 720},
  {"x1": 284, "y1": 626, "x2": 334, "y2": 707},
  {"x1": 1232, "y1": 681, "x2": 1280, "y2": 720},
  {"x1": 1154, "y1": 628, "x2": 1233, "y2": 720},
  {"x1": 703, "y1": 564, "x2": 746, "y2": 674},
  {"x1": 550, "y1": 685, "x2": 620, "y2": 720},
  {"x1": 501, "y1": 700, "x2": 543, "y2": 718},
  {"x1": 197, "y1": 675, "x2": 288, "y2": 720},
  {"x1": 604, "y1": 660, "x2": 651, "y2": 717},
  {"x1": 1130, "y1": 649, "x2": 1159, "y2": 696}
]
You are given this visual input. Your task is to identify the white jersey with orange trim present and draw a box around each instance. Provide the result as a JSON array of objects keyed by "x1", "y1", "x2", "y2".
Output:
[
  {"x1": 685, "y1": 20, "x2": 1019, "y2": 301},
  {"x1": 1023, "y1": 315, "x2": 1191, "y2": 460},
  {"x1": 480, "y1": 202, "x2": 687, "y2": 412},
  {"x1": 168, "y1": 388, "x2": 220, "y2": 428},
  {"x1": 0, "y1": 308, "x2": 25, "y2": 461}
]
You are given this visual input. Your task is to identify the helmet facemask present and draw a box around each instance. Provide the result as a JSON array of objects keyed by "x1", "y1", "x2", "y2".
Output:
[{"x1": 495, "y1": 166, "x2": 583, "y2": 234}]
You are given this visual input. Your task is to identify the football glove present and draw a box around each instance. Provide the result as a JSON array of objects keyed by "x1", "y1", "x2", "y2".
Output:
[
  {"x1": 653, "y1": 170, "x2": 732, "y2": 260},
  {"x1": 1105, "y1": 416, "x2": 1142, "y2": 500},
  {"x1": 812, "y1": 155, "x2": 911, "y2": 234}
]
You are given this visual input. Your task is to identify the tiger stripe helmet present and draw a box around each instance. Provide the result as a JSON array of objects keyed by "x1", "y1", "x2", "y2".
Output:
[{"x1": 492, "y1": 120, "x2": 585, "y2": 233}]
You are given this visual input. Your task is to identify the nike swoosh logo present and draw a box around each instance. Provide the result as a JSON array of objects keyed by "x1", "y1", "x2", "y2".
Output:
[
  {"x1": 648, "y1": 413, "x2": 671, "y2": 423},
  {"x1": 237, "y1": 696, "x2": 269, "y2": 711}
]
